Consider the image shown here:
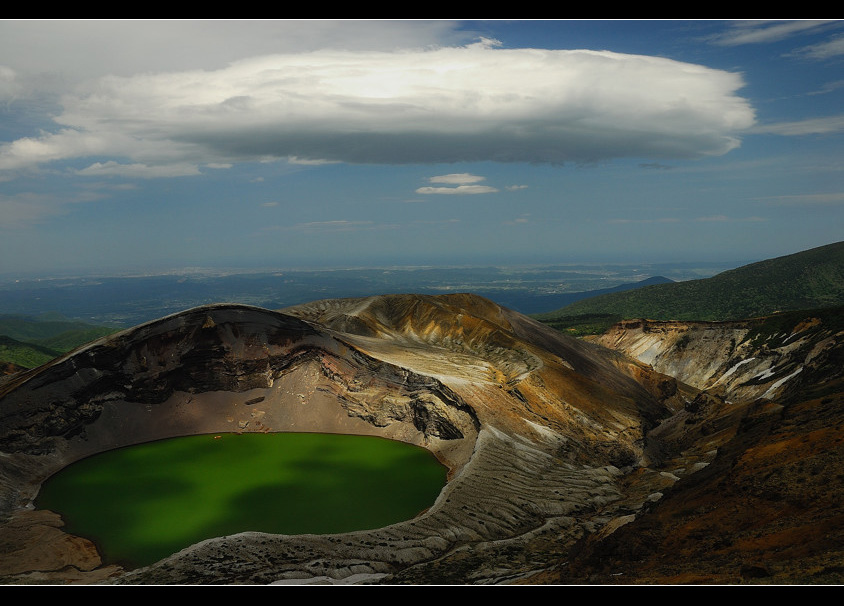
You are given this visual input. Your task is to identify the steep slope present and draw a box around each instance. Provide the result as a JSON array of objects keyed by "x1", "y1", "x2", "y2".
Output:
[
  {"x1": 533, "y1": 306, "x2": 844, "y2": 584},
  {"x1": 554, "y1": 389, "x2": 844, "y2": 585},
  {"x1": 588, "y1": 306, "x2": 844, "y2": 404},
  {"x1": 536, "y1": 240, "x2": 844, "y2": 324}
]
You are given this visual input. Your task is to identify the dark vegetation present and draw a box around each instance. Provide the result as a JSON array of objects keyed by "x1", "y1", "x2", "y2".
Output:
[
  {"x1": 534, "y1": 241, "x2": 844, "y2": 333},
  {"x1": 739, "y1": 304, "x2": 844, "y2": 350},
  {"x1": 0, "y1": 335, "x2": 61, "y2": 370},
  {"x1": 0, "y1": 313, "x2": 118, "y2": 369},
  {"x1": 534, "y1": 313, "x2": 624, "y2": 337}
]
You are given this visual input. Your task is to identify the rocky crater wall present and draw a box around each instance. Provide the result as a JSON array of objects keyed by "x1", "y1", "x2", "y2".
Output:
[{"x1": 0, "y1": 298, "x2": 695, "y2": 585}]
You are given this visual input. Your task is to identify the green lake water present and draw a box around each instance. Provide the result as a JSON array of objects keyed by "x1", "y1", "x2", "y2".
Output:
[{"x1": 35, "y1": 432, "x2": 448, "y2": 569}]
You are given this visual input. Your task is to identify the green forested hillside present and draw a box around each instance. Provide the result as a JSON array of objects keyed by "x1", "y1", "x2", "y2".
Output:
[
  {"x1": 0, "y1": 335, "x2": 62, "y2": 370},
  {"x1": 534, "y1": 241, "x2": 844, "y2": 330},
  {"x1": 0, "y1": 314, "x2": 117, "y2": 345},
  {"x1": 0, "y1": 314, "x2": 119, "y2": 370}
]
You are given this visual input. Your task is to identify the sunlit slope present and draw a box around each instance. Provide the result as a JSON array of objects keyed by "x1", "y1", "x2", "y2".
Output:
[{"x1": 535, "y1": 241, "x2": 844, "y2": 325}]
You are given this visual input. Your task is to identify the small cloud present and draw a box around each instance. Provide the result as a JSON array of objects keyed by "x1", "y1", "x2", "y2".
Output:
[
  {"x1": 261, "y1": 201, "x2": 279, "y2": 207},
  {"x1": 709, "y1": 21, "x2": 835, "y2": 46},
  {"x1": 466, "y1": 37, "x2": 503, "y2": 50},
  {"x1": 752, "y1": 114, "x2": 844, "y2": 135},
  {"x1": 428, "y1": 173, "x2": 487, "y2": 185},
  {"x1": 76, "y1": 161, "x2": 200, "y2": 178},
  {"x1": 416, "y1": 185, "x2": 499, "y2": 195},
  {"x1": 789, "y1": 33, "x2": 844, "y2": 60},
  {"x1": 808, "y1": 79, "x2": 844, "y2": 96},
  {"x1": 287, "y1": 156, "x2": 341, "y2": 166},
  {"x1": 504, "y1": 214, "x2": 530, "y2": 225},
  {"x1": 506, "y1": 184, "x2": 529, "y2": 190}
]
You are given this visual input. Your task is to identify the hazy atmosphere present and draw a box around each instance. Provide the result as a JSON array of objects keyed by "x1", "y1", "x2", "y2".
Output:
[{"x1": 1, "y1": 19, "x2": 842, "y2": 276}]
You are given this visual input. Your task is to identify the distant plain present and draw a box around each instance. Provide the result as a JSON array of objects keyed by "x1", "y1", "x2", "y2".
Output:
[{"x1": 0, "y1": 261, "x2": 736, "y2": 327}]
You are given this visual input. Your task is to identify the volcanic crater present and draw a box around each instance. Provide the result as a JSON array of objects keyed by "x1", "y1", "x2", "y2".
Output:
[{"x1": 1, "y1": 293, "x2": 840, "y2": 584}]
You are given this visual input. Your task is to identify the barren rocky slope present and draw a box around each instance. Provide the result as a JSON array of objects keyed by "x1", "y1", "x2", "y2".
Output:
[
  {"x1": 588, "y1": 308, "x2": 843, "y2": 404},
  {"x1": 561, "y1": 310, "x2": 844, "y2": 584},
  {"x1": 0, "y1": 294, "x2": 840, "y2": 584}
]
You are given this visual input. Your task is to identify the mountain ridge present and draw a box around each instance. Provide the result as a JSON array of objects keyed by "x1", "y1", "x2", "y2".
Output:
[{"x1": 535, "y1": 241, "x2": 844, "y2": 326}]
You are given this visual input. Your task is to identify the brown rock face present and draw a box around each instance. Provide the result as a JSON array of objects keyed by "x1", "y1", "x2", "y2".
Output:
[
  {"x1": 558, "y1": 391, "x2": 844, "y2": 585},
  {"x1": 0, "y1": 296, "x2": 840, "y2": 585}
]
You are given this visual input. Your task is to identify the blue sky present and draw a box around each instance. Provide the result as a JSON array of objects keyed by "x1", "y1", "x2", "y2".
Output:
[{"x1": 0, "y1": 19, "x2": 842, "y2": 276}]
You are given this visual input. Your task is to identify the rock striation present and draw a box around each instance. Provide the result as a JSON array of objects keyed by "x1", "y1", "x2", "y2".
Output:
[
  {"x1": 588, "y1": 312, "x2": 843, "y2": 404},
  {"x1": 0, "y1": 295, "x2": 841, "y2": 584}
]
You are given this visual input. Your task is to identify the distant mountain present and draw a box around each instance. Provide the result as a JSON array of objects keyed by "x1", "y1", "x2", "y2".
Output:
[
  {"x1": 477, "y1": 275, "x2": 674, "y2": 315},
  {"x1": 534, "y1": 241, "x2": 844, "y2": 330}
]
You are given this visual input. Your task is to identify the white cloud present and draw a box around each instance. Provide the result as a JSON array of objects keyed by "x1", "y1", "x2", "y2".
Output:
[
  {"x1": 416, "y1": 185, "x2": 499, "y2": 195},
  {"x1": 76, "y1": 161, "x2": 201, "y2": 178},
  {"x1": 506, "y1": 184, "x2": 529, "y2": 190},
  {"x1": 0, "y1": 41, "x2": 756, "y2": 178},
  {"x1": 790, "y1": 34, "x2": 844, "y2": 60},
  {"x1": 504, "y1": 214, "x2": 530, "y2": 225},
  {"x1": 808, "y1": 80, "x2": 844, "y2": 96},
  {"x1": 428, "y1": 173, "x2": 487, "y2": 185},
  {"x1": 752, "y1": 115, "x2": 844, "y2": 135},
  {"x1": 710, "y1": 21, "x2": 835, "y2": 46}
]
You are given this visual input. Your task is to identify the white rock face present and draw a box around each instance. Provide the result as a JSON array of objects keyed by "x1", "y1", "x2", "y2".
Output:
[{"x1": 589, "y1": 315, "x2": 837, "y2": 403}]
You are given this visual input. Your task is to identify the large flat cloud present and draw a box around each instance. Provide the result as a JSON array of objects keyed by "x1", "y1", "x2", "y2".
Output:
[{"x1": 0, "y1": 39, "x2": 755, "y2": 176}]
